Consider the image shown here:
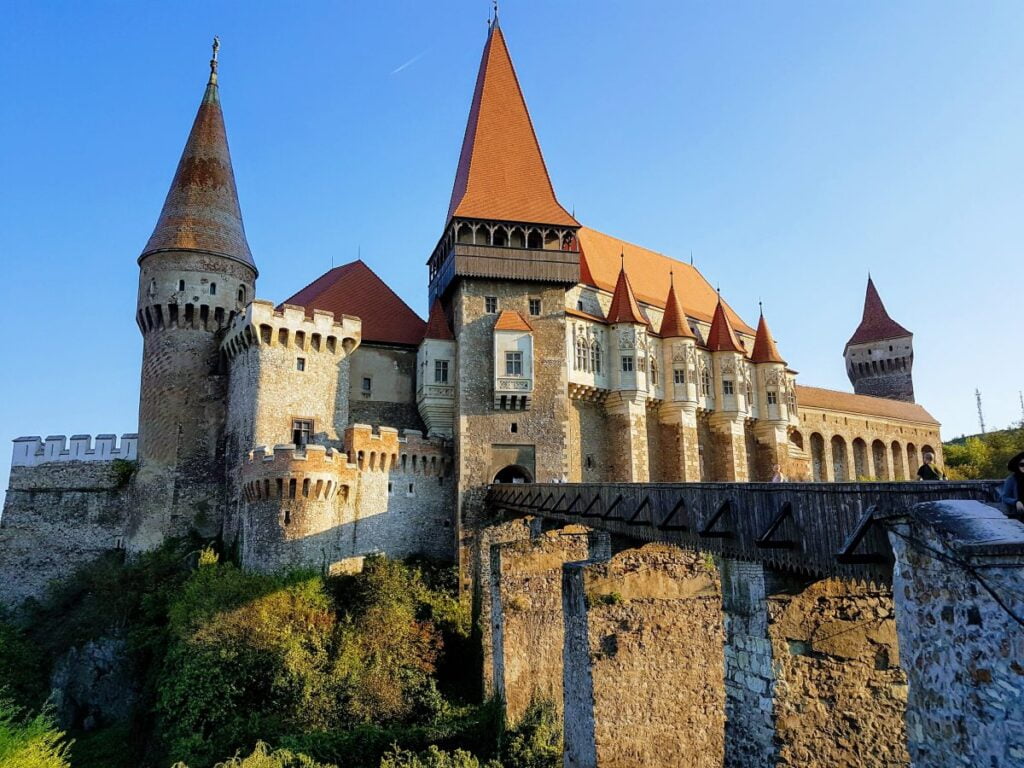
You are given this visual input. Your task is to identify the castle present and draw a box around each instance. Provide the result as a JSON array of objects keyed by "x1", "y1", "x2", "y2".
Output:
[{"x1": 0, "y1": 22, "x2": 942, "y2": 606}]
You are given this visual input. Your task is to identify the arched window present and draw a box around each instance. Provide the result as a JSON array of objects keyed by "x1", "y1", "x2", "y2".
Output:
[
  {"x1": 591, "y1": 341, "x2": 601, "y2": 374},
  {"x1": 210, "y1": 282, "x2": 216, "y2": 295},
  {"x1": 575, "y1": 336, "x2": 588, "y2": 371},
  {"x1": 746, "y1": 379, "x2": 754, "y2": 409},
  {"x1": 700, "y1": 365, "x2": 711, "y2": 397},
  {"x1": 649, "y1": 357, "x2": 658, "y2": 385},
  {"x1": 238, "y1": 286, "x2": 246, "y2": 303}
]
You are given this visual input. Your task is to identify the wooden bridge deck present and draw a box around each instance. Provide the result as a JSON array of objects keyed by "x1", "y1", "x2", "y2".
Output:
[{"x1": 485, "y1": 481, "x2": 1002, "y2": 582}]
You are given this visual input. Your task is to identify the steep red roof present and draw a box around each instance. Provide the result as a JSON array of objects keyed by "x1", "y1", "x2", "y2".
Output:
[
  {"x1": 282, "y1": 260, "x2": 425, "y2": 346},
  {"x1": 607, "y1": 265, "x2": 647, "y2": 325},
  {"x1": 141, "y1": 49, "x2": 254, "y2": 270},
  {"x1": 796, "y1": 385, "x2": 938, "y2": 425},
  {"x1": 750, "y1": 312, "x2": 785, "y2": 364},
  {"x1": 446, "y1": 24, "x2": 578, "y2": 227},
  {"x1": 659, "y1": 277, "x2": 695, "y2": 338},
  {"x1": 847, "y1": 277, "x2": 912, "y2": 347},
  {"x1": 706, "y1": 299, "x2": 744, "y2": 353},
  {"x1": 424, "y1": 300, "x2": 454, "y2": 341},
  {"x1": 494, "y1": 309, "x2": 533, "y2": 331}
]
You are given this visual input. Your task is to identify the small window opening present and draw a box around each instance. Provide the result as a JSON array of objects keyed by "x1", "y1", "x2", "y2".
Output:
[
  {"x1": 510, "y1": 422, "x2": 518, "y2": 433},
  {"x1": 210, "y1": 282, "x2": 216, "y2": 295},
  {"x1": 292, "y1": 419, "x2": 313, "y2": 447},
  {"x1": 238, "y1": 286, "x2": 246, "y2": 303},
  {"x1": 296, "y1": 357, "x2": 306, "y2": 371},
  {"x1": 485, "y1": 296, "x2": 498, "y2": 313},
  {"x1": 529, "y1": 298, "x2": 541, "y2": 316},
  {"x1": 362, "y1": 376, "x2": 372, "y2": 393},
  {"x1": 178, "y1": 279, "x2": 185, "y2": 291}
]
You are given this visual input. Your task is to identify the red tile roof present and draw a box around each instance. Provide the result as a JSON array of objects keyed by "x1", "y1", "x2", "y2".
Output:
[
  {"x1": 446, "y1": 25, "x2": 578, "y2": 227},
  {"x1": 750, "y1": 312, "x2": 785, "y2": 364},
  {"x1": 706, "y1": 299, "x2": 744, "y2": 353},
  {"x1": 282, "y1": 260, "x2": 425, "y2": 346},
  {"x1": 142, "y1": 70, "x2": 254, "y2": 270},
  {"x1": 424, "y1": 299, "x2": 454, "y2": 341},
  {"x1": 576, "y1": 227, "x2": 754, "y2": 334},
  {"x1": 796, "y1": 385, "x2": 938, "y2": 425},
  {"x1": 659, "y1": 278, "x2": 695, "y2": 338},
  {"x1": 847, "y1": 277, "x2": 912, "y2": 347},
  {"x1": 494, "y1": 309, "x2": 534, "y2": 332},
  {"x1": 607, "y1": 265, "x2": 647, "y2": 325}
]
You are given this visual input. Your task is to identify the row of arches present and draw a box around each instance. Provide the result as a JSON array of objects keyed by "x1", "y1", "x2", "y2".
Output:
[
  {"x1": 849, "y1": 356, "x2": 910, "y2": 377},
  {"x1": 222, "y1": 322, "x2": 357, "y2": 360},
  {"x1": 805, "y1": 431, "x2": 934, "y2": 482}
]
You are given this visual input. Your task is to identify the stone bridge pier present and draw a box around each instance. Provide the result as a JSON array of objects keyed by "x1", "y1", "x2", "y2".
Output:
[{"x1": 470, "y1": 487, "x2": 1024, "y2": 768}]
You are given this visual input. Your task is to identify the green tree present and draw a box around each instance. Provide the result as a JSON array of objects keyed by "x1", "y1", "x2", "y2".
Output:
[
  {"x1": 0, "y1": 697, "x2": 72, "y2": 768},
  {"x1": 499, "y1": 701, "x2": 562, "y2": 768}
]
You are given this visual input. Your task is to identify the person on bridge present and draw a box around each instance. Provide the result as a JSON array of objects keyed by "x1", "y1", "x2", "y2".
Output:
[
  {"x1": 1001, "y1": 451, "x2": 1024, "y2": 520},
  {"x1": 770, "y1": 464, "x2": 786, "y2": 482},
  {"x1": 916, "y1": 452, "x2": 946, "y2": 481}
]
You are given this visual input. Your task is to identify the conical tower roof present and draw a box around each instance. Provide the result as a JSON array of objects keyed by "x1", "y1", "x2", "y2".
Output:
[
  {"x1": 750, "y1": 310, "x2": 785, "y2": 364},
  {"x1": 446, "y1": 23, "x2": 578, "y2": 227},
  {"x1": 659, "y1": 275, "x2": 695, "y2": 338},
  {"x1": 607, "y1": 262, "x2": 646, "y2": 325},
  {"x1": 141, "y1": 41, "x2": 254, "y2": 271},
  {"x1": 706, "y1": 298, "x2": 744, "y2": 353},
  {"x1": 846, "y1": 277, "x2": 911, "y2": 347},
  {"x1": 424, "y1": 299, "x2": 454, "y2": 341}
]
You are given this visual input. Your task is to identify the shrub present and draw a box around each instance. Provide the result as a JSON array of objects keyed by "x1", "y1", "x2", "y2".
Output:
[
  {"x1": 0, "y1": 697, "x2": 72, "y2": 768},
  {"x1": 172, "y1": 741, "x2": 336, "y2": 768},
  {"x1": 379, "y1": 744, "x2": 499, "y2": 768},
  {"x1": 0, "y1": 616, "x2": 48, "y2": 710},
  {"x1": 499, "y1": 700, "x2": 561, "y2": 768}
]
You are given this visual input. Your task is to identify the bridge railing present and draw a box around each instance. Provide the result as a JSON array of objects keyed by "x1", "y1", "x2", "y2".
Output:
[{"x1": 485, "y1": 481, "x2": 1002, "y2": 582}]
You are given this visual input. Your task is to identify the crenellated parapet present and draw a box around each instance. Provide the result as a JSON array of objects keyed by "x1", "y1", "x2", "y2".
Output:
[
  {"x1": 396, "y1": 431, "x2": 452, "y2": 477},
  {"x1": 240, "y1": 443, "x2": 360, "y2": 504},
  {"x1": 12, "y1": 434, "x2": 138, "y2": 467},
  {"x1": 344, "y1": 424, "x2": 399, "y2": 472},
  {"x1": 221, "y1": 300, "x2": 361, "y2": 361}
]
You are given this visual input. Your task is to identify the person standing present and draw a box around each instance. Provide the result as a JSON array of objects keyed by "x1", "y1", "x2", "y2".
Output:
[
  {"x1": 916, "y1": 452, "x2": 945, "y2": 481},
  {"x1": 770, "y1": 463, "x2": 786, "y2": 483},
  {"x1": 1001, "y1": 451, "x2": 1024, "y2": 520}
]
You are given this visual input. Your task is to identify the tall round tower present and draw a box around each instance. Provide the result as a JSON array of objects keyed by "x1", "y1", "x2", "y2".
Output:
[
  {"x1": 130, "y1": 40, "x2": 257, "y2": 550},
  {"x1": 844, "y1": 277, "x2": 914, "y2": 403}
]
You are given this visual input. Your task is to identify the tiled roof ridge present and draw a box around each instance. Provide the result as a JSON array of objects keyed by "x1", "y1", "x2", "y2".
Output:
[
  {"x1": 446, "y1": 25, "x2": 578, "y2": 227},
  {"x1": 706, "y1": 298, "x2": 744, "y2": 353},
  {"x1": 847, "y1": 276, "x2": 912, "y2": 347},
  {"x1": 141, "y1": 65, "x2": 255, "y2": 271},
  {"x1": 424, "y1": 299, "x2": 454, "y2": 341},
  {"x1": 659, "y1": 276, "x2": 695, "y2": 338},
  {"x1": 796, "y1": 384, "x2": 938, "y2": 425},
  {"x1": 607, "y1": 264, "x2": 647, "y2": 325},
  {"x1": 750, "y1": 311, "x2": 785, "y2": 364}
]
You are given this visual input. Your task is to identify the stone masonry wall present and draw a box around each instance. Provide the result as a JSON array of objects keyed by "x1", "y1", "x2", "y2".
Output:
[
  {"x1": 563, "y1": 544, "x2": 725, "y2": 768},
  {"x1": 490, "y1": 527, "x2": 590, "y2": 723},
  {"x1": 888, "y1": 500, "x2": 1024, "y2": 768},
  {"x1": 1, "y1": 462, "x2": 129, "y2": 607}
]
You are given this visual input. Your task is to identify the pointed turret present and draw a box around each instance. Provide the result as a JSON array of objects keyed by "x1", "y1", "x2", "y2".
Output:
[
  {"x1": 424, "y1": 299, "x2": 454, "y2": 341},
  {"x1": 659, "y1": 274, "x2": 695, "y2": 338},
  {"x1": 706, "y1": 299, "x2": 744, "y2": 353},
  {"x1": 141, "y1": 38, "x2": 254, "y2": 270},
  {"x1": 846, "y1": 276, "x2": 910, "y2": 348},
  {"x1": 607, "y1": 262, "x2": 646, "y2": 325},
  {"x1": 447, "y1": 24, "x2": 578, "y2": 227},
  {"x1": 750, "y1": 310, "x2": 785, "y2": 364}
]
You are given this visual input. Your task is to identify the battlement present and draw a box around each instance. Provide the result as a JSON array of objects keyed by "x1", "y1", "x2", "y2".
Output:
[
  {"x1": 344, "y1": 424, "x2": 400, "y2": 472},
  {"x1": 222, "y1": 299, "x2": 362, "y2": 361},
  {"x1": 396, "y1": 430, "x2": 451, "y2": 477},
  {"x1": 136, "y1": 299, "x2": 243, "y2": 337},
  {"x1": 11, "y1": 434, "x2": 138, "y2": 467},
  {"x1": 241, "y1": 443, "x2": 360, "y2": 502}
]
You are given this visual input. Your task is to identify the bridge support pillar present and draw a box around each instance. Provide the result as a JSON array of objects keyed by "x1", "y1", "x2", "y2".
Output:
[
  {"x1": 488, "y1": 525, "x2": 596, "y2": 724},
  {"x1": 719, "y1": 559, "x2": 908, "y2": 767},
  {"x1": 562, "y1": 544, "x2": 725, "y2": 768},
  {"x1": 657, "y1": 403, "x2": 701, "y2": 481},
  {"x1": 888, "y1": 501, "x2": 1024, "y2": 768},
  {"x1": 604, "y1": 392, "x2": 649, "y2": 482}
]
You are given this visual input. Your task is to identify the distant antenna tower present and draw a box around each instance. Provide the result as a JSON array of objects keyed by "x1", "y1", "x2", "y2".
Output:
[
  {"x1": 1019, "y1": 390, "x2": 1024, "y2": 424},
  {"x1": 975, "y1": 388, "x2": 986, "y2": 435}
]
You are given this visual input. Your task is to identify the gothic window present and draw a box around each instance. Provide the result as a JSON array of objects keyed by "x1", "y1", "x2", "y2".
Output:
[
  {"x1": 238, "y1": 286, "x2": 246, "y2": 303},
  {"x1": 746, "y1": 379, "x2": 754, "y2": 408},
  {"x1": 591, "y1": 342, "x2": 601, "y2": 374},
  {"x1": 723, "y1": 379, "x2": 734, "y2": 395},
  {"x1": 485, "y1": 296, "x2": 498, "y2": 313},
  {"x1": 292, "y1": 419, "x2": 313, "y2": 447},
  {"x1": 575, "y1": 337, "x2": 588, "y2": 371},
  {"x1": 700, "y1": 366, "x2": 711, "y2": 397},
  {"x1": 505, "y1": 351, "x2": 523, "y2": 376},
  {"x1": 529, "y1": 298, "x2": 541, "y2": 316},
  {"x1": 434, "y1": 359, "x2": 449, "y2": 384},
  {"x1": 787, "y1": 389, "x2": 796, "y2": 410},
  {"x1": 673, "y1": 368, "x2": 685, "y2": 385},
  {"x1": 621, "y1": 356, "x2": 634, "y2": 372},
  {"x1": 767, "y1": 390, "x2": 778, "y2": 406}
]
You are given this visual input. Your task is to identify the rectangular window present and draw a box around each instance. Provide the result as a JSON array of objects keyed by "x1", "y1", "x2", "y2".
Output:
[
  {"x1": 362, "y1": 376, "x2": 372, "y2": 393},
  {"x1": 723, "y1": 380, "x2": 734, "y2": 395},
  {"x1": 296, "y1": 357, "x2": 306, "y2": 371},
  {"x1": 529, "y1": 298, "x2": 541, "y2": 316},
  {"x1": 434, "y1": 359, "x2": 449, "y2": 384},
  {"x1": 673, "y1": 368, "x2": 685, "y2": 384},
  {"x1": 210, "y1": 282, "x2": 216, "y2": 295},
  {"x1": 505, "y1": 351, "x2": 523, "y2": 376},
  {"x1": 767, "y1": 391, "x2": 778, "y2": 405},
  {"x1": 407, "y1": 482, "x2": 415, "y2": 497},
  {"x1": 485, "y1": 296, "x2": 498, "y2": 313},
  {"x1": 621, "y1": 356, "x2": 634, "y2": 372},
  {"x1": 292, "y1": 419, "x2": 313, "y2": 447},
  {"x1": 577, "y1": 300, "x2": 584, "y2": 311}
]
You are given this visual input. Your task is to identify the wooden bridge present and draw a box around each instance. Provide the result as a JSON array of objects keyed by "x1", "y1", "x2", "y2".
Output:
[{"x1": 485, "y1": 481, "x2": 1002, "y2": 582}]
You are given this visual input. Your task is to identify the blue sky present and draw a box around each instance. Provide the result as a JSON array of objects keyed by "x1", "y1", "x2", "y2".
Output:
[{"x1": 1, "y1": 1, "x2": 1021, "y2": 464}]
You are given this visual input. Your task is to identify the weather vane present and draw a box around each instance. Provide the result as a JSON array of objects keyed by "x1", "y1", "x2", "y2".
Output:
[{"x1": 209, "y1": 36, "x2": 220, "y2": 84}]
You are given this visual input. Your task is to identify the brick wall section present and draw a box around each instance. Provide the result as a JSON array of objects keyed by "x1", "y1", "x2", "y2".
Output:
[
  {"x1": 888, "y1": 501, "x2": 1024, "y2": 768},
  {"x1": 569, "y1": 399, "x2": 609, "y2": 483},
  {"x1": 0, "y1": 463, "x2": 129, "y2": 607},
  {"x1": 563, "y1": 544, "x2": 725, "y2": 768},
  {"x1": 603, "y1": 393, "x2": 649, "y2": 482},
  {"x1": 767, "y1": 578, "x2": 908, "y2": 767},
  {"x1": 490, "y1": 527, "x2": 590, "y2": 724}
]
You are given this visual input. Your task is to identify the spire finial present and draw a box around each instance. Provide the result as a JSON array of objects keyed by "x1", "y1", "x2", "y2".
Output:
[
  {"x1": 620, "y1": 249, "x2": 625, "y2": 268},
  {"x1": 669, "y1": 268, "x2": 674, "y2": 287},
  {"x1": 759, "y1": 298, "x2": 763, "y2": 315},
  {"x1": 490, "y1": 0, "x2": 499, "y2": 28},
  {"x1": 716, "y1": 283, "x2": 721, "y2": 298},
  {"x1": 209, "y1": 36, "x2": 220, "y2": 85},
  {"x1": 690, "y1": 250, "x2": 694, "y2": 266}
]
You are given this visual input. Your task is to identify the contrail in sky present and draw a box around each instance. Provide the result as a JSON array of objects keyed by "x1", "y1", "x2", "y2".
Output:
[{"x1": 391, "y1": 49, "x2": 428, "y2": 75}]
